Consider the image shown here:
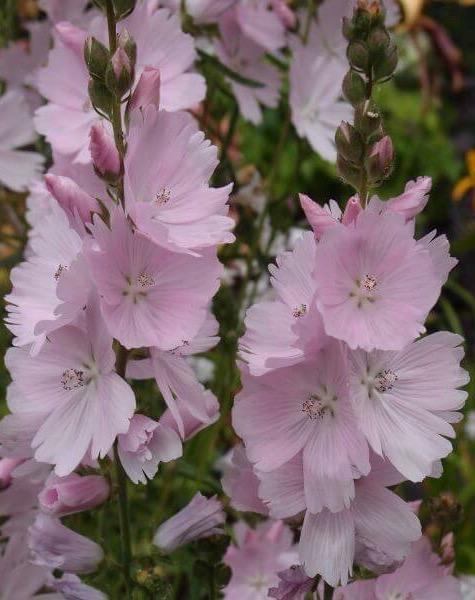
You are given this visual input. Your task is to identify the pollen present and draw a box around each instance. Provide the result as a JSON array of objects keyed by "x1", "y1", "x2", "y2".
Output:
[
  {"x1": 292, "y1": 304, "x2": 307, "y2": 318},
  {"x1": 302, "y1": 395, "x2": 327, "y2": 420},
  {"x1": 54, "y1": 264, "x2": 68, "y2": 280},
  {"x1": 136, "y1": 272, "x2": 156, "y2": 288},
  {"x1": 361, "y1": 274, "x2": 377, "y2": 292},
  {"x1": 61, "y1": 368, "x2": 86, "y2": 391},
  {"x1": 374, "y1": 369, "x2": 398, "y2": 393},
  {"x1": 155, "y1": 187, "x2": 171, "y2": 205}
]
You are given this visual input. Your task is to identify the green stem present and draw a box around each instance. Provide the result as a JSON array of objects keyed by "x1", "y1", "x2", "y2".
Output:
[
  {"x1": 323, "y1": 581, "x2": 334, "y2": 600},
  {"x1": 219, "y1": 102, "x2": 239, "y2": 163}
]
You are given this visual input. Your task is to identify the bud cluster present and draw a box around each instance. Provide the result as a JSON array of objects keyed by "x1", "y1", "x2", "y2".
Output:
[{"x1": 336, "y1": 0, "x2": 397, "y2": 200}]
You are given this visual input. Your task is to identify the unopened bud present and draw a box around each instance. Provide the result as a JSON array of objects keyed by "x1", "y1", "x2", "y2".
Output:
[
  {"x1": 428, "y1": 492, "x2": 463, "y2": 528},
  {"x1": 337, "y1": 155, "x2": 363, "y2": 189},
  {"x1": 373, "y1": 42, "x2": 398, "y2": 80},
  {"x1": 89, "y1": 123, "x2": 121, "y2": 180},
  {"x1": 45, "y1": 174, "x2": 100, "y2": 224},
  {"x1": 88, "y1": 78, "x2": 114, "y2": 117},
  {"x1": 106, "y1": 47, "x2": 134, "y2": 97},
  {"x1": 347, "y1": 41, "x2": 370, "y2": 72},
  {"x1": 367, "y1": 26, "x2": 390, "y2": 55},
  {"x1": 118, "y1": 29, "x2": 137, "y2": 66},
  {"x1": 354, "y1": 100, "x2": 382, "y2": 137},
  {"x1": 113, "y1": 0, "x2": 137, "y2": 20},
  {"x1": 56, "y1": 22, "x2": 86, "y2": 57},
  {"x1": 128, "y1": 66, "x2": 160, "y2": 113},
  {"x1": 367, "y1": 135, "x2": 394, "y2": 184},
  {"x1": 39, "y1": 473, "x2": 110, "y2": 518},
  {"x1": 341, "y1": 194, "x2": 362, "y2": 225},
  {"x1": 342, "y1": 17, "x2": 354, "y2": 41},
  {"x1": 335, "y1": 122, "x2": 364, "y2": 164},
  {"x1": 342, "y1": 70, "x2": 367, "y2": 105},
  {"x1": 84, "y1": 36, "x2": 110, "y2": 81}
]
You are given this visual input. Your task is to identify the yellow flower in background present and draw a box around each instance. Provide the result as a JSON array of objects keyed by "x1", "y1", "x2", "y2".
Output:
[{"x1": 453, "y1": 150, "x2": 475, "y2": 201}]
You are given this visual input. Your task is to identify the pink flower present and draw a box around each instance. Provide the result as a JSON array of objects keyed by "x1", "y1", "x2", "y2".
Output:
[
  {"x1": 222, "y1": 520, "x2": 298, "y2": 599},
  {"x1": 89, "y1": 123, "x2": 121, "y2": 177},
  {"x1": 45, "y1": 173, "x2": 101, "y2": 226},
  {"x1": 48, "y1": 573, "x2": 107, "y2": 600},
  {"x1": 5, "y1": 300, "x2": 135, "y2": 476},
  {"x1": 117, "y1": 414, "x2": 182, "y2": 484},
  {"x1": 313, "y1": 210, "x2": 441, "y2": 351},
  {"x1": 336, "y1": 537, "x2": 460, "y2": 599},
  {"x1": 153, "y1": 492, "x2": 225, "y2": 552},
  {"x1": 240, "y1": 232, "x2": 325, "y2": 375},
  {"x1": 0, "y1": 458, "x2": 24, "y2": 489},
  {"x1": 128, "y1": 66, "x2": 161, "y2": 112},
  {"x1": 230, "y1": 1, "x2": 286, "y2": 52},
  {"x1": 258, "y1": 454, "x2": 421, "y2": 586},
  {"x1": 5, "y1": 203, "x2": 84, "y2": 354},
  {"x1": 221, "y1": 444, "x2": 268, "y2": 515},
  {"x1": 28, "y1": 513, "x2": 103, "y2": 573},
  {"x1": 182, "y1": 0, "x2": 235, "y2": 24},
  {"x1": 124, "y1": 108, "x2": 234, "y2": 253},
  {"x1": 234, "y1": 341, "x2": 370, "y2": 513},
  {"x1": 349, "y1": 332, "x2": 468, "y2": 481},
  {"x1": 368, "y1": 176, "x2": 432, "y2": 221},
  {"x1": 269, "y1": 0, "x2": 296, "y2": 29},
  {"x1": 39, "y1": 0, "x2": 92, "y2": 24},
  {"x1": 0, "y1": 460, "x2": 50, "y2": 524},
  {"x1": 0, "y1": 534, "x2": 50, "y2": 600},
  {"x1": 38, "y1": 472, "x2": 109, "y2": 517},
  {"x1": 268, "y1": 565, "x2": 314, "y2": 600},
  {"x1": 215, "y1": 14, "x2": 281, "y2": 125},
  {"x1": 0, "y1": 91, "x2": 44, "y2": 191},
  {"x1": 289, "y1": 26, "x2": 351, "y2": 162},
  {"x1": 87, "y1": 209, "x2": 222, "y2": 349},
  {"x1": 299, "y1": 194, "x2": 362, "y2": 240}
]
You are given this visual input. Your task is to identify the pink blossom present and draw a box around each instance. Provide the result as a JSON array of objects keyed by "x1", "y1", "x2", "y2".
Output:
[
  {"x1": 221, "y1": 444, "x2": 268, "y2": 514},
  {"x1": 0, "y1": 460, "x2": 50, "y2": 524},
  {"x1": 183, "y1": 0, "x2": 235, "y2": 24},
  {"x1": 117, "y1": 414, "x2": 182, "y2": 484},
  {"x1": 269, "y1": 0, "x2": 296, "y2": 29},
  {"x1": 268, "y1": 565, "x2": 314, "y2": 600},
  {"x1": 48, "y1": 573, "x2": 107, "y2": 599},
  {"x1": 368, "y1": 176, "x2": 432, "y2": 221},
  {"x1": 128, "y1": 66, "x2": 161, "y2": 112},
  {"x1": 289, "y1": 26, "x2": 351, "y2": 162},
  {"x1": 349, "y1": 332, "x2": 468, "y2": 481},
  {"x1": 234, "y1": 341, "x2": 370, "y2": 513},
  {"x1": 258, "y1": 454, "x2": 421, "y2": 586},
  {"x1": 215, "y1": 14, "x2": 281, "y2": 125},
  {"x1": 38, "y1": 472, "x2": 109, "y2": 517},
  {"x1": 124, "y1": 107, "x2": 234, "y2": 253},
  {"x1": 240, "y1": 232, "x2": 325, "y2": 375},
  {"x1": 0, "y1": 403, "x2": 45, "y2": 459},
  {"x1": 299, "y1": 194, "x2": 362, "y2": 239},
  {"x1": 336, "y1": 537, "x2": 460, "y2": 599},
  {"x1": 0, "y1": 458, "x2": 24, "y2": 489},
  {"x1": 28, "y1": 513, "x2": 103, "y2": 573},
  {"x1": 230, "y1": 1, "x2": 286, "y2": 53},
  {"x1": 87, "y1": 209, "x2": 222, "y2": 349},
  {"x1": 39, "y1": 0, "x2": 92, "y2": 24},
  {"x1": 89, "y1": 123, "x2": 121, "y2": 177},
  {"x1": 45, "y1": 173, "x2": 101, "y2": 226},
  {"x1": 153, "y1": 492, "x2": 225, "y2": 552},
  {"x1": 6, "y1": 300, "x2": 135, "y2": 476},
  {"x1": 223, "y1": 520, "x2": 298, "y2": 599},
  {"x1": 0, "y1": 91, "x2": 44, "y2": 191},
  {"x1": 0, "y1": 534, "x2": 50, "y2": 600},
  {"x1": 313, "y1": 210, "x2": 441, "y2": 351}
]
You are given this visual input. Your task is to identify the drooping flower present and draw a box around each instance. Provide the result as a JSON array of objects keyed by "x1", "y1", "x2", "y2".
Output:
[
  {"x1": 87, "y1": 209, "x2": 222, "y2": 349},
  {"x1": 240, "y1": 231, "x2": 325, "y2": 376},
  {"x1": 5, "y1": 299, "x2": 135, "y2": 476},
  {"x1": 117, "y1": 414, "x2": 182, "y2": 484},
  {"x1": 153, "y1": 492, "x2": 225, "y2": 552},
  {"x1": 349, "y1": 331, "x2": 468, "y2": 481},
  {"x1": 48, "y1": 572, "x2": 107, "y2": 600},
  {"x1": 124, "y1": 107, "x2": 234, "y2": 254},
  {"x1": 38, "y1": 472, "x2": 110, "y2": 517},
  {"x1": 313, "y1": 210, "x2": 442, "y2": 351},
  {"x1": 222, "y1": 520, "x2": 298, "y2": 600},
  {"x1": 0, "y1": 91, "x2": 44, "y2": 191},
  {"x1": 335, "y1": 536, "x2": 460, "y2": 599},
  {"x1": 258, "y1": 454, "x2": 421, "y2": 587},
  {"x1": 234, "y1": 341, "x2": 370, "y2": 513},
  {"x1": 28, "y1": 513, "x2": 103, "y2": 574}
]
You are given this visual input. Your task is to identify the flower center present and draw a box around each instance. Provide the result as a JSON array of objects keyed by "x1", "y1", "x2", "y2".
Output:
[
  {"x1": 374, "y1": 369, "x2": 398, "y2": 393},
  {"x1": 292, "y1": 304, "x2": 307, "y2": 318},
  {"x1": 361, "y1": 274, "x2": 377, "y2": 292},
  {"x1": 136, "y1": 272, "x2": 155, "y2": 289},
  {"x1": 60, "y1": 368, "x2": 86, "y2": 391},
  {"x1": 54, "y1": 264, "x2": 68, "y2": 280},
  {"x1": 302, "y1": 388, "x2": 337, "y2": 420},
  {"x1": 155, "y1": 187, "x2": 171, "y2": 206},
  {"x1": 350, "y1": 273, "x2": 378, "y2": 307}
]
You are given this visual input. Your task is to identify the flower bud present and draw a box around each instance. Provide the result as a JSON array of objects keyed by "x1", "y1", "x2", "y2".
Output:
[
  {"x1": 367, "y1": 135, "x2": 394, "y2": 184},
  {"x1": 106, "y1": 47, "x2": 134, "y2": 97},
  {"x1": 367, "y1": 26, "x2": 390, "y2": 55},
  {"x1": 269, "y1": 0, "x2": 296, "y2": 29},
  {"x1": 335, "y1": 121, "x2": 364, "y2": 164},
  {"x1": 55, "y1": 22, "x2": 86, "y2": 57},
  {"x1": 113, "y1": 0, "x2": 137, "y2": 20},
  {"x1": 337, "y1": 155, "x2": 363, "y2": 189},
  {"x1": 354, "y1": 100, "x2": 382, "y2": 138},
  {"x1": 347, "y1": 40, "x2": 370, "y2": 71},
  {"x1": 45, "y1": 174, "x2": 100, "y2": 224},
  {"x1": 118, "y1": 29, "x2": 137, "y2": 66},
  {"x1": 88, "y1": 78, "x2": 114, "y2": 117},
  {"x1": 38, "y1": 473, "x2": 109, "y2": 517},
  {"x1": 0, "y1": 457, "x2": 23, "y2": 489},
  {"x1": 299, "y1": 194, "x2": 338, "y2": 240},
  {"x1": 373, "y1": 42, "x2": 398, "y2": 80},
  {"x1": 342, "y1": 70, "x2": 367, "y2": 105},
  {"x1": 89, "y1": 123, "x2": 121, "y2": 179},
  {"x1": 84, "y1": 36, "x2": 110, "y2": 81},
  {"x1": 341, "y1": 194, "x2": 362, "y2": 225},
  {"x1": 128, "y1": 66, "x2": 161, "y2": 113}
]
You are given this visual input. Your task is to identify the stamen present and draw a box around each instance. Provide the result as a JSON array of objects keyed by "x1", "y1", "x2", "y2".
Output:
[
  {"x1": 54, "y1": 264, "x2": 68, "y2": 280},
  {"x1": 155, "y1": 187, "x2": 171, "y2": 205},
  {"x1": 292, "y1": 304, "x2": 307, "y2": 318},
  {"x1": 374, "y1": 369, "x2": 398, "y2": 393},
  {"x1": 61, "y1": 368, "x2": 86, "y2": 391},
  {"x1": 361, "y1": 274, "x2": 377, "y2": 292},
  {"x1": 302, "y1": 395, "x2": 328, "y2": 420},
  {"x1": 136, "y1": 272, "x2": 155, "y2": 289}
]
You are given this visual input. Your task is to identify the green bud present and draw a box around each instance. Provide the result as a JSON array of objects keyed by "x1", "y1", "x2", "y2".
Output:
[
  {"x1": 347, "y1": 41, "x2": 370, "y2": 72},
  {"x1": 337, "y1": 155, "x2": 363, "y2": 189},
  {"x1": 342, "y1": 70, "x2": 367, "y2": 105},
  {"x1": 88, "y1": 78, "x2": 114, "y2": 117},
  {"x1": 335, "y1": 122, "x2": 365, "y2": 164},
  {"x1": 342, "y1": 17, "x2": 355, "y2": 41},
  {"x1": 105, "y1": 47, "x2": 134, "y2": 97},
  {"x1": 84, "y1": 37, "x2": 110, "y2": 81},
  {"x1": 367, "y1": 26, "x2": 390, "y2": 54},
  {"x1": 118, "y1": 29, "x2": 137, "y2": 68},
  {"x1": 354, "y1": 100, "x2": 382, "y2": 138},
  {"x1": 113, "y1": 0, "x2": 136, "y2": 20},
  {"x1": 366, "y1": 135, "x2": 394, "y2": 185},
  {"x1": 373, "y1": 42, "x2": 398, "y2": 80}
]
